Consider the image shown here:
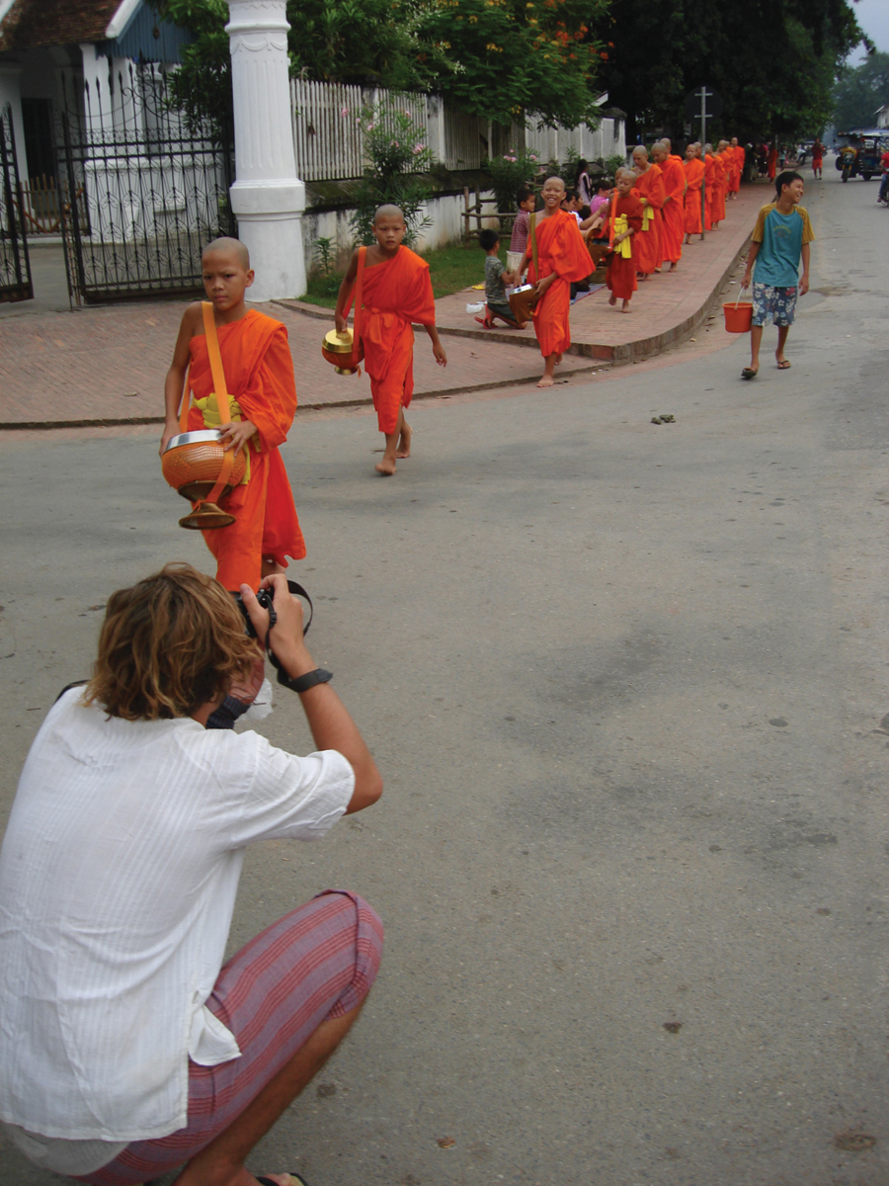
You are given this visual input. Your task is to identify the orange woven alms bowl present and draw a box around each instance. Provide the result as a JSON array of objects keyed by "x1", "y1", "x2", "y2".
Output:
[{"x1": 162, "y1": 430, "x2": 247, "y2": 502}]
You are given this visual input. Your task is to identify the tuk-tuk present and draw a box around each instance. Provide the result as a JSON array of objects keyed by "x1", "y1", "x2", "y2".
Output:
[{"x1": 836, "y1": 133, "x2": 887, "y2": 181}]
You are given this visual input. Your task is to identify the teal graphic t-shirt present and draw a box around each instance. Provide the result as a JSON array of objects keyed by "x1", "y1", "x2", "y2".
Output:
[{"x1": 751, "y1": 203, "x2": 815, "y2": 288}]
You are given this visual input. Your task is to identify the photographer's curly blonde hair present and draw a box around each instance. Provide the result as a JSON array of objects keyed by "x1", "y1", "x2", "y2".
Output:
[{"x1": 84, "y1": 563, "x2": 259, "y2": 720}]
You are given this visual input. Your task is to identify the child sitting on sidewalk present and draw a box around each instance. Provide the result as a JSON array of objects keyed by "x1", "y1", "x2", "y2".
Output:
[{"x1": 476, "y1": 229, "x2": 525, "y2": 329}]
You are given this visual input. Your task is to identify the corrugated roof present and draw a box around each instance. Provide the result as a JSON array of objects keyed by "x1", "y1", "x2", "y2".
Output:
[{"x1": 0, "y1": 0, "x2": 123, "y2": 52}]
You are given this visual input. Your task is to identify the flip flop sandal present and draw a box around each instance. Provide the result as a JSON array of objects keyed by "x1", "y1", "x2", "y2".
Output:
[
  {"x1": 257, "y1": 1175, "x2": 311, "y2": 1186},
  {"x1": 777, "y1": 360, "x2": 791, "y2": 369},
  {"x1": 741, "y1": 368, "x2": 758, "y2": 380},
  {"x1": 474, "y1": 316, "x2": 493, "y2": 329}
]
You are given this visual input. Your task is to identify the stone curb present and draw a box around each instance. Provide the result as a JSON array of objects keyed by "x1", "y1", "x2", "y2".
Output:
[{"x1": 276, "y1": 231, "x2": 751, "y2": 365}]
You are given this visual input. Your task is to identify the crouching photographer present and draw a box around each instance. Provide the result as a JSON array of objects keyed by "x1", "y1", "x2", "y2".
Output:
[{"x1": 0, "y1": 563, "x2": 382, "y2": 1186}]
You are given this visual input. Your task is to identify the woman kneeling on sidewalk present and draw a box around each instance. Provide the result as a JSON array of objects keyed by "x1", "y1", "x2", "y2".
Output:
[{"x1": 0, "y1": 564, "x2": 383, "y2": 1186}]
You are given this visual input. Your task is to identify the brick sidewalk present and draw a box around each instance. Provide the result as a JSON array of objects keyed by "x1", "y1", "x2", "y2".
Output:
[{"x1": 0, "y1": 184, "x2": 766, "y2": 429}]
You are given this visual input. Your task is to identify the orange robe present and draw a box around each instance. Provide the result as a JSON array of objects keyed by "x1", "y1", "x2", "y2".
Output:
[
  {"x1": 719, "y1": 149, "x2": 733, "y2": 214},
  {"x1": 527, "y1": 209, "x2": 593, "y2": 357},
  {"x1": 604, "y1": 194, "x2": 643, "y2": 300},
  {"x1": 633, "y1": 164, "x2": 665, "y2": 273},
  {"x1": 659, "y1": 155, "x2": 686, "y2": 264},
  {"x1": 355, "y1": 247, "x2": 435, "y2": 434},
  {"x1": 703, "y1": 153, "x2": 716, "y2": 229},
  {"x1": 712, "y1": 153, "x2": 726, "y2": 224},
  {"x1": 768, "y1": 146, "x2": 777, "y2": 180},
  {"x1": 186, "y1": 310, "x2": 305, "y2": 591},
  {"x1": 683, "y1": 158, "x2": 705, "y2": 234},
  {"x1": 729, "y1": 146, "x2": 744, "y2": 192}
]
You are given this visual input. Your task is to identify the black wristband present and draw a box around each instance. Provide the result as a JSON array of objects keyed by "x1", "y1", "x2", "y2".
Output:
[{"x1": 278, "y1": 666, "x2": 333, "y2": 694}]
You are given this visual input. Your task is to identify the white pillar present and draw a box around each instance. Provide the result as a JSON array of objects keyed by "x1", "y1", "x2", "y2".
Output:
[
  {"x1": 80, "y1": 44, "x2": 114, "y2": 142},
  {"x1": 225, "y1": 0, "x2": 306, "y2": 301}
]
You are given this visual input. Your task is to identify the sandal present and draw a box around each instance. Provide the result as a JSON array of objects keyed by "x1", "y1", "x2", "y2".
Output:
[
  {"x1": 741, "y1": 367, "x2": 758, "y2": 380},
  {"x1": 257, "y1": 1175, "x2": 311, "y2": 1186},
  {"x1": 777, "y1": 359, "x2": 791, "y2": 370},
  {"x1": 474, "y1": 316, "x2": 493, "y2": 329}
]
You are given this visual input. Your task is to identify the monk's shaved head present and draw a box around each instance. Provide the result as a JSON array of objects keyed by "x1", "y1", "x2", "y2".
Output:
[
  {"x1": 661, "y1": 138, "x2": 672, "y2": 150},
  {"x1": 544, "y1": 176, "x2": 566, "y2": 190},
  {"x1": 202, "y1": 236, "x2": 249, "y2": 268},
  {"x1": 632, "y1": 145, "x2": 648, "y2": 158},
  {"x1": 374, "y1": 204, "x2": 405, "y2": 225}
]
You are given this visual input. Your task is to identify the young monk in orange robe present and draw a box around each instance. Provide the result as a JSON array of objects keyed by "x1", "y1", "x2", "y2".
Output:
[
  {"x1": 335, "y1": 205, "x2": 447, "y2": 475},
  {"x1": 651, "y1": 141, "x2": 685, "y2": 270},
  {"x1": 162, "y1": 238, "x2": 306, "y2": 593},
  {"x1": 703, "y1": 145, "x2": 717, "y2": 230},
  {"x1": 683, "y1": 145, "x2": 705, "y2": 241},
  {"x1": 728, "y1": 137, "x2": 744, "y2": 196},
  {"x1": 631, "y1": 146, "x2": 665, "y2": 275},
  {"x1": 516, "y1": 175, "x2": 593, "y2": 387},
  {"x1": 601, "y1": 170, "x2": 643, "y2": 312}
]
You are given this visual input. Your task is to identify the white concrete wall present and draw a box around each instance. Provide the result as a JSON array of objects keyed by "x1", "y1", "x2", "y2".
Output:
[{"x1": 301, "y1": 189, "x2": 496, "y2": 272}]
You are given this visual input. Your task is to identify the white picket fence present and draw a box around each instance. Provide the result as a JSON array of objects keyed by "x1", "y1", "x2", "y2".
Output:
[{"x1": 290, "y1": 79, "x2": 624, "y2": 183}]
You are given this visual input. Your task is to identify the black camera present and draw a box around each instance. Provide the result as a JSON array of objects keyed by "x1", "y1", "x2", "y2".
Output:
[
  {"x1": 232, "y1": 581, "x2": 313, "y2": 640},
  {"x1": 233, "y1": 586, "x2": 274, "y2": 640}
]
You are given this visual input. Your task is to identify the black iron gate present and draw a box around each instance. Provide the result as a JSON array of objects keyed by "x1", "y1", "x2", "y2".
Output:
[
  {"x1": 55, "y1": 66, "x2": 236, "y2": 305},
  {"x1": 0, "y1": 103, "x2": 34, "y2": 304}
]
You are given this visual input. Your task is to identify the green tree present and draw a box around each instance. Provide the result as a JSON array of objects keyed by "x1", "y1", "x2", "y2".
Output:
[
  {"x1": 598, "y1": 0, "x2": 867, "y2": 142},
  {"x1": 154, "y1": 0, "x2": 609, "y2": 132},
  {"x1": 420, "y1": 0, "x2": 609, "y2": 128},
  {"x1": 833, "y1": 52, "x2": 889, "y2": 131}
]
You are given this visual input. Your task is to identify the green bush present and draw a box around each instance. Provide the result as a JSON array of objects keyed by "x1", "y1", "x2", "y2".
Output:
[
  {"x1": 484, "y1": 149, "x2": 541, "y2": 213},
  {"x1": 349, "y1": 102, "x2": 435, "y2": 248}
]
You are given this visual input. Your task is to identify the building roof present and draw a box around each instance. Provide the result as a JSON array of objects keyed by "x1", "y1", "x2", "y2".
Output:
[{"x1": 0, "y1": 0, "x2": 131, "y2": 53}]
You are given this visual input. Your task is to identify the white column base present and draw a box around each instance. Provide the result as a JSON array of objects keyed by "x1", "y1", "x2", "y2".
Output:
[{"x1": 231, "y1": 180, "x2": 307, "y2": 302}]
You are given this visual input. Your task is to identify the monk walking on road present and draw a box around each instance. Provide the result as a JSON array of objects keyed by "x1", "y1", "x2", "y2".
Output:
[
  {"x1": 335, "y1": 206, "x2": 447, "y2": 476},
  {"x1": 516, "y1": 175, "x2": 593, "y2": 388}
]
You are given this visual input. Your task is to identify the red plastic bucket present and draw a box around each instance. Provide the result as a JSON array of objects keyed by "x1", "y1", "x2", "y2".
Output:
[{"x1": 723, "y1": 300, "x2": 753, "y2": 333}]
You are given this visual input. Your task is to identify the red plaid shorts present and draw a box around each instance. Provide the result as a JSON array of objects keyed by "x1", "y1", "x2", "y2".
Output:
[{"x1": 76, "y1": 890, "x2": 383, "y2": 1186}]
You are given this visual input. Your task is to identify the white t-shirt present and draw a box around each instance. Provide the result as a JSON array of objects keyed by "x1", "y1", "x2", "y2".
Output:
[{"x1": 0, "y1": 689, "x2": 354, "y2": 1174}]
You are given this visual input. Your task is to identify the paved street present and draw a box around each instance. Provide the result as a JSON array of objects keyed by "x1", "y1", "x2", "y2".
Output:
[{"x1": 1, "y1": 169, "x2": 887, "y2": 1186}]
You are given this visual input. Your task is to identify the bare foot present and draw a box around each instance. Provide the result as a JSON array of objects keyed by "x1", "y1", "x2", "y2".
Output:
[
  {"x1": 554, "y1": 353, "x2": 563, "y2": 366},
  {"x1": 621, "y1": 300, "x2": 632, "y2": 312},
  {"x1": 375, "y1": 457, "x2": 396, "y2": 475},
  {"x1": 396, "y1": 421, "x2": 412, "y2": 459},
  {"x1": 669, "y1": 262, "x2": 678, "y2": 272},
  {"x1": 537, "y1": 374, "x2": 555, "y2": 388},
  {"x1": 608, "y1": 293, "x2": 617, "y2": 307}
]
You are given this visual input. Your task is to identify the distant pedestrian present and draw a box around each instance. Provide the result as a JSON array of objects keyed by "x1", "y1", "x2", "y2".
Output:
[
  {"x1": 508, "y1": 186, "x2": 537, "y2": 278},
  {"x1": 740, "y1": 171, "x2": 813, "y2": 379},
  {"x1": 811, "y1": 137, "x2": 824, "y2": 180}
]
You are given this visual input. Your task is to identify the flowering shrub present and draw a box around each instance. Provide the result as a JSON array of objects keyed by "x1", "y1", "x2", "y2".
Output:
[
  {"x1": 350, "y1": 102, "x2": 436, "y2": 247},
  {"x1": 485, "y1": 148, "x2": 540, "y2": 212}
]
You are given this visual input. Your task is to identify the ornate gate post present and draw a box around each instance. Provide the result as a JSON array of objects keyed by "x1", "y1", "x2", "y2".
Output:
[{"x1": 225, "y1": 0, "x2": 306, "y2": 301}]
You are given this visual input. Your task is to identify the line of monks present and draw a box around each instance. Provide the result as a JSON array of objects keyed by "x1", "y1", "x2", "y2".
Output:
[{"x1": 602, "y1": 136, "x2": 746, "y2": 311}]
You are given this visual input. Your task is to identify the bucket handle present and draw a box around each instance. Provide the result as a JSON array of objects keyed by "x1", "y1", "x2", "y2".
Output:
[{"x1": 734, "y1": 284, "x2": 749, "y2": 309}]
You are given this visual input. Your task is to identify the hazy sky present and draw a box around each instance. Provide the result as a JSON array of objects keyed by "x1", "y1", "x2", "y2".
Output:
[{"x1": 848, "y1": 0, "x2": 889, "y2": 62}]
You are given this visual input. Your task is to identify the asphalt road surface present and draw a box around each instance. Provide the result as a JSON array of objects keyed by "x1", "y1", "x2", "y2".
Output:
[{"x1": 1, "y1": 168, "x2": 887, "y2": 1186}]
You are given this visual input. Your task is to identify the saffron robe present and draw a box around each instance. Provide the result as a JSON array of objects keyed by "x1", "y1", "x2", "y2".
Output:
[
  {"x1": 659, "y1": 155, "x2": 686, "y2": 264},
  {"x1": 527, "y1": 209, "x2": 593, "y2": 357},
  {"x1": 633, "y1": 164, "x2": 665, "y2": 273},
  {"x1": 711, "y1": 153, "x2": 726, "y2": 224},
  {"x1": 354, "y1": 247, "x2": 436, "y2": 434},
  {"x1": 683, "y1": 158, "x2": 705, "y2": 234},
  {"x1": 729, "y1": 146, "x2": 744, "y2": 192},
  {"x1": 703, "y1": 153, "x2": 716, "y2": 229},
  {"x1": 186, "y1": 310, "x2": 305, "y2": 591},
  {"x1": 604, "y1": 194, "x2": 643, "y2": 300}
]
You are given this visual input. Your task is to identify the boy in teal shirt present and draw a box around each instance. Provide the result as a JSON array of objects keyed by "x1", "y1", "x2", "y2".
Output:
[{"x1": 741, "y1": 170, "x2": 814, "y2": 378}]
